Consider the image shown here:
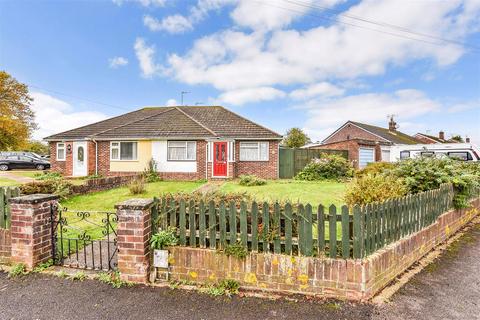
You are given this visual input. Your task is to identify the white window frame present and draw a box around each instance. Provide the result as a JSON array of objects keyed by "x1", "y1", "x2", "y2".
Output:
[
  {"x1": 110, "y1": 141, "x2": 138, "y2": 161},
  {"x1": 239, "y1": 141, "x2": 269, "y2": 162},
  {"x1": 167, "y1": 141, "x2": 197, "y2": 161},
  {"x1": 56, "y1": 142, "x2": 66, "y2": 161}
]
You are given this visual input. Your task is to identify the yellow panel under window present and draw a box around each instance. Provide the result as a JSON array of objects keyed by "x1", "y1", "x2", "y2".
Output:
[{"x1": 110, "y1": 140, "x2": 152, "y2": 172}]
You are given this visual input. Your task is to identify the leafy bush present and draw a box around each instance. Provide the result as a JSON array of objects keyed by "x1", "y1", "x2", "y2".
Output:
[
  {"x1": 8, "y1": 263, "x2": 28, "y2": 278},
  {"x1": 162, "y1": 191, "x2": 253, "y2": 206},
  {"x1": 20, "y1": 180, "x2": 73, "y2": 198},
  {"x1": 345, "y1": 174, "x2": 408, "y2": 206},
  {"x1": 221, "y1": 242, "x2": 247, "y2": 259},
  {"x1": 295, "y1": 154, "x2": 353, "y2": 181},
  {"x1": 238, "y1": 175, "x2": 267, "y2": 186},
  {"x1": 143, "y1": 158, "x2": 161, "y2": 183},
  {"x1": 150, "y1": 227, "x2": 178, "y2": 250},
  {"x1": 128, "y1": 178, "x2": 146, "y2": 195},
  {"x1": 355, "y1": 162, "x2": 395, "y2": 178}
]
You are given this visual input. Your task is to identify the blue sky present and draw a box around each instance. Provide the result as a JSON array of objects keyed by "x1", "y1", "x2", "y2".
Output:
[{"x1": 1, "y1": 0, "x2": 479, "y2": 143}]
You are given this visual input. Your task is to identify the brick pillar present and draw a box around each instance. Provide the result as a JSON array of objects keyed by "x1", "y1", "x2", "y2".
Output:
[
  {"x1": 9, "y1": 194, "x2": 59, "y2": 269},
  {"x1": 115, "y1": 198, "x2": 153, "y2": 283}
]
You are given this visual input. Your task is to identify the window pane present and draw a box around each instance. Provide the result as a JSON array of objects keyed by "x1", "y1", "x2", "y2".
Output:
[
  {"x1": 187, "y1": 142, "x2": 196, "y2": 160},
  {"x1": 57, "y1": 149, "x2": 65, "y2": 160},
  {"x1": 259, "y1": 142, "x2": 268, "y2": 160},
  {"x1": 240, "y1": 142, "x2": 259, "y2": 161},
  {"x1": 169, "y1": 141, "x2": 185, "y2": 148},
  {"x1": 120, "y1": 142, "x2": 137, "y2": 160},
  {"x1": 168, "y1": 147, "x2": 186, "y2": 160},
  {"x1": 111, "y1": 148, "x2": 119, "y2": 160}
]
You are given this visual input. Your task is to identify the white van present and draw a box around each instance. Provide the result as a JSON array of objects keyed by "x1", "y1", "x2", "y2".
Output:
[{"x1": 387, "y1": 143, "x2": 480, "y2": 162}]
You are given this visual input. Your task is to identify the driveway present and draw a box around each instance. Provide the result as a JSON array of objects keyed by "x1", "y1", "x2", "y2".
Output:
[
  {"x1": 0, "y1": 222, "x2": 479, "y2": 320},
  {"x1": 0, "y1": 170, "x2": 35, "y2": 184}
]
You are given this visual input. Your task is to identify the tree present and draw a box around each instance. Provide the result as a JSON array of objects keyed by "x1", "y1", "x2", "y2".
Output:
[
  {"x1": 282, "y1": 128, "x2": 311, "y2": 148},
  {"x1": 25, "y1": 140, "x2": 49, "y2": 155},
  {"x1": 450, "y1": 135, "x2": 464, "y2": 143},
  {"x1": 0, "y1": 71, "x2": 36, "y2": 150}
]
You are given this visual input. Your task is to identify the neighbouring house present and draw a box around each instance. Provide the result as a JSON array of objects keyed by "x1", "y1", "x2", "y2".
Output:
[
  {"x1": 414, "y1": 131, "x2": 466, "y2": 144},
  {"x1": 44, "y1": 106, "x2": 282, "y2": 180},
  {"x1": 305, "y1": 118, "x2": 420, "y2": 168}
]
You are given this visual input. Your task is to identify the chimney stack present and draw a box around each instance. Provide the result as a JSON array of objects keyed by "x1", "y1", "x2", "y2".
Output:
[
  {"x1": 388, "y1": 116, "x2": 397, "y2": 131},
  {"x1": 466, "y1": 137, "x2": 470, "y2": 143},
  {"x1": 439, "y1": 131, "x2": 445, "y2": 140}
]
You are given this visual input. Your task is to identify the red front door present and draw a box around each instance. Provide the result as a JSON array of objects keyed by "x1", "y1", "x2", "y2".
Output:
[{"x1": 213, "y1": 142, "x2": 227, "y2": 177}]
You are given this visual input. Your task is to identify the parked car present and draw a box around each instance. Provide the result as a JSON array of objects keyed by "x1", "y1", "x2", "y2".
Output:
[
  {"x1": 0, "y1": 155, "x2": 50, "y2": 171},
  {"x1": 0, "y1": 151, "x2": 46, "y2": 160},
  {"x1": 387, "y1": 143, "x2": 480, "y2": 162}
]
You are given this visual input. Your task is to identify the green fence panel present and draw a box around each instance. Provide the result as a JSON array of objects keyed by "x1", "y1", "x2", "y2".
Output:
[
  {"x1": 279, "y1": 148, "x2": 295, "y2": 179},
  {"x1": 219, "y1": 201, "x2": 227, "y2": 248},
  {"x1": 297, "y1": 204, "x2": 305, "y2": 255},
  {"x1": 328, "y1": 205, "x2": 337, "y2": 258},
  {"x1": 179, "y1": 199, "x2": 186, "y2": 245},
  {"x1": 251, "y1": 202, "x2": 259, "y2": 252},
  {"x1": 341, "y1": 205, "x2": 350, "y2": 259},
  {"x1": 262, "y1": 202, "x2": 270, "y2": 252},
  {"x1": 274, "y1": 202, "x2": 281, "y2": 254},
  {"x1": 240, "y1": 201, "x2": 248, "y2": 248},
  {"x1": 284, "y1": 203, "x2": 293, "y2": 255},
  {"x1": 304, "y1": 204, "x2": 313, "y2": 256},
  {"x1": 199, "y1": 201, "x2": 206, "y2": 248},
  {"x1": 229, "y1": 201, "x2": 237, "y2": 245},
  {"x1": 317, "y1": 204, "x2": 325, "y2": 257},
  {"x1": 208, "y1": 200, "x2": 216, "y2": 249},
  {"x1": 189, "y1": 200, "x2": 196, "y2": 247}
]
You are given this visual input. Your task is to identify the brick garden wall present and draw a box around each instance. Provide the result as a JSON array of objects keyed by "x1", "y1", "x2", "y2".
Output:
[
  {"x1": 157, "y1": 197, "x2": 480, "y2": 300},
  {"x1": 0, "y1": 228, "x2": 11, "y2": 264}
]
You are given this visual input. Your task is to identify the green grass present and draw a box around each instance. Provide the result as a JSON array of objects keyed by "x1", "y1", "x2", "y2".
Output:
[
  {"x1": 219, "y1": 179, "x2": 347, "y2": 207},
  {"x1": 13, "y1": 170, "x2": 40, "y2": 178},
  {"x1": 61, "y1": 180, "x2": 205, "y2": 211},
  {"x1": 0, "y1": 177, "x2": 19, "y2": 186}
]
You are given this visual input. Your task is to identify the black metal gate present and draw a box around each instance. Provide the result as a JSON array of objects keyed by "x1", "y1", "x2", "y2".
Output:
[{"x1": 51, "y1": 204, "x2": 118, "y2": 271}]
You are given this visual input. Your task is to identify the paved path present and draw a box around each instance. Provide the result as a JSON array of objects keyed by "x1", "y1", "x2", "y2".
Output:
[{"x1": 0, "y1": 222, "x2": 479, "y2": 320}]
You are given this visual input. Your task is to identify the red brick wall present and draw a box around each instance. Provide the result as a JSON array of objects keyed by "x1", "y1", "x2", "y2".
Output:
[
  {"x1": 414, "y1": 134, "x2": 436, "y2": 144},
  {"x1": 0, "y1": 228, "x2": 11, "y2": 264},
  {"x1": 97, "y1": 141, "x2": 110, "y2": 176},
  {"x1": 324, "y1": 123, "x2": 389, "y2": 144},
  {"x1": 49, "y1": 141, "x2": 71, "y2": 174},
  {"x1": 87, "y1": 141, "x2": 96, "y2": 175},
  {"x1": 156, "y1": 197, "x2": 480, "y2": 300},
  {"x1": 235, "y1": 140, "x2": 279, "y2": 179}
]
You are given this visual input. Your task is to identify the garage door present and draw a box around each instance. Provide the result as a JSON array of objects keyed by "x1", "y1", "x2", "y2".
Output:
[{"x1": 359, "y1": 148, "x2": 374, "y2": 168}]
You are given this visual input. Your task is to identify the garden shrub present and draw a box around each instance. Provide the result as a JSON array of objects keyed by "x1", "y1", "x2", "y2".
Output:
[
  {"x1": 238, "y1": 174, "x2": 266, "y2": 186},
  {"x1": 295, "y1": 154, "x2": 353, "y2": 181},
  {"x1": 345, "y1": 174, "x2": 408, "y2": 206},
  {"x1": 34, "y1": 171, "x2": 63, "y2": 180},
  {"x1": 355, "y1": 162, "x2": 395, "y2": 178},
  {"x1": 20, "y1": 180, "x2": 73, "y2": 199},
  {"x1": 128, "y1": 177, "x2": 146, "y2": 195},
  {"x1": 162, "y1": 191, "x2": 253, "y2": 206},
  {"x1": 150, "y1": 227, "x2": 178, "y2": 250},
  {"x1": 143, "y1": 158, "x2": 161, "y2": 183}
]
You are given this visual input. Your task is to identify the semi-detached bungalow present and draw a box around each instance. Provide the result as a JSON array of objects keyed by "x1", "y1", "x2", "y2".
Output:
[{"x1": 44, "y1": 106, "x2": 282, "y2": 180}]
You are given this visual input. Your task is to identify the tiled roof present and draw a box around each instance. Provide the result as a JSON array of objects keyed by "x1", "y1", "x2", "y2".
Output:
[
  {"x1": 351, "y1": 121, "x2": 420, "y2": 145},
  {"x1": 415, "y1": 133, "x2": 454, "y2": 143},
  {"x1": 45, "y1": 106, "x2": 282, "y2": 140}
]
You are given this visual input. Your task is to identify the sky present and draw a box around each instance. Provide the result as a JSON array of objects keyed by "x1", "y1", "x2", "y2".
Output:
[{"x1": 1, "y1": 0, "x2": 479, "y2": 143}]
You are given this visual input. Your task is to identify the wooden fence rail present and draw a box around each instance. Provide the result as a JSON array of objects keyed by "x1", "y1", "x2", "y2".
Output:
[
  {"x1": 152, "y1": 184, "x2": 458, "y2": 259},
  {"x1": 0, "y1": 186, "x2": 20, "y2": 229}
]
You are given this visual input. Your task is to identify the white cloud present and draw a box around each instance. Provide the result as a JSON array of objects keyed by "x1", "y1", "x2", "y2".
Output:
[
  {"x1": 166, "y1": 98, "x2": 178, "y2": 106},
  {"x1": 108, "y1": 56, "x2": 128, "y2": 68},
  {"x1": 164, "y1": 0, "x2": 479, "y2": 94},
  {"x1": 302, "y1": 89, "x2": 441, "y2": 140},
  {"x1": 290, "y1": 82, "x2": 345, "y2": 100},
  {"x1": 218, "y1": 87, "x2": 286, "y2": 106},
  {"x1": 30, "y1": 92, "x2": 107, "y2": 140},
  {"x1": 112, "y1": 0, "x2": 165, "y2": 7},
  {"x1": 144, "y1": 0, "x2": 234, "y2": 34},
  {"x1": 134, "y1": 38, "x2": 161, "y2": 78},
  {"x1": 144, "y1": 14, "x2": 193, "y2": 33}
]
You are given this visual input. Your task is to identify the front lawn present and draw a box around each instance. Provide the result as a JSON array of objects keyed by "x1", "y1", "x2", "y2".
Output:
[
  {"x1": 0, "y1": 177, "x2": 19, "y2": 187},
  {"x1": 219, "y1": 179, "x2": 347, "y2": 207},
  {"x1": 61, "y1": 180, "x2": 205, "y2": 211}
]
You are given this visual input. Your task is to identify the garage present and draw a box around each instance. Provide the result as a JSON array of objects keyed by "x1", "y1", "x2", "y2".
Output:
[{"x1": 359, "y1": 148, "x2": 375, "y2": 168}]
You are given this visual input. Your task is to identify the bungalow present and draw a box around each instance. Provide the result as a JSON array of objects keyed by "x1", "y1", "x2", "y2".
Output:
[
  {"x1": 44, "y1": 106, "x2": 282, "y2": 180},
  {"x1": 414, "y1": 131, "x2": 466, "y2": 144},
  {"x1": 305, "y1": 118, "x2": 420, "y2": 168}
]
